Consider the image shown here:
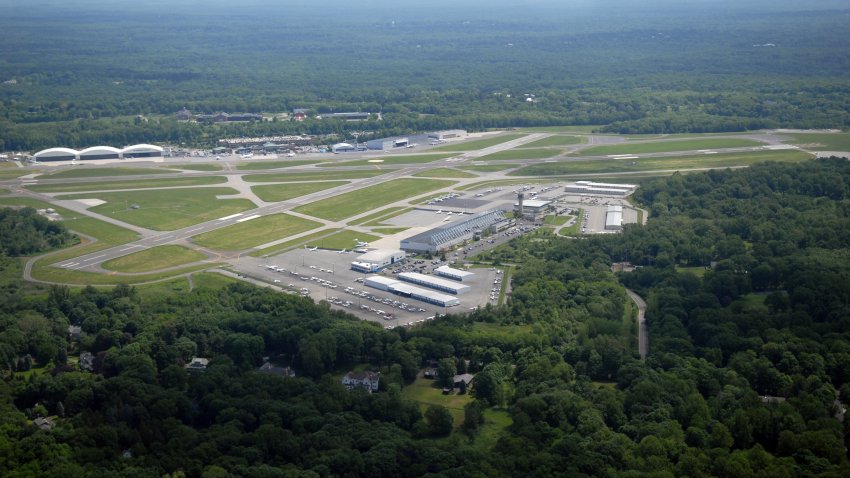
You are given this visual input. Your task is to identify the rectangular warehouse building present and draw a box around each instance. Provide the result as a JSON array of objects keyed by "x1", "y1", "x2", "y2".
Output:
[
  {"x1": 401, "y1": 209, "x2": 508, "y2": 253},
  {"x1": 367, "y1": 136, "x2": 409, "y2": 150},
  {"x1": 428, "y1": 130, "x2": 467, "y2": 141},
  {"x1": 565, "y1": 181, "x2": 637, "y2": 197},
  {"x1": 605, "y1": 205, "x2": 624, "y2": 231},
  {"x1": 364, "y1": 276, "x2": 460, "y2": 307},
  {"x1": 397, "y1": 272, "x2": 470, "y2": 295},
  {"x1": 435, "y1": 265, "x2": 475, "y2": 281},
  {"x1": 351, "y1": 249, "x2": 406, "y2": 273}
]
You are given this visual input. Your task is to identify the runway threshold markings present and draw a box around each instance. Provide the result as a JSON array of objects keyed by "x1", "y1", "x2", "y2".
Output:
[
  {"x1": 218, "y1": 213, "x2": 244, "y2": 221},
  {"x1": 236, "y1": 214, "x2": 260, "y2": 223},
  {"x1": 119, "y1": 245, "x2": 144, "y2": 252}
]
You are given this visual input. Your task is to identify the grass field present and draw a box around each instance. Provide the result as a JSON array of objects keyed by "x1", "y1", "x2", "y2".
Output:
[
  {"x1": 676, "y1": 265, "x2": 709, "y2": 277},
  {"x1": 347, "y1": 207, "x2": 407, "y2": 226},
  {"x1": 557, "y1": 209, "x2": 584, "y2": 236},
  {"x1": 237, "y1": 160, "x2": 321, "y2": 170},
  {"x1": 0, "y1": 169, "x2": 32, "y2": 180},
  {"x1": 62, "y1": 188, "x2": 256, "y2": 231},
  {"x1": 430, "y1": 133, "x2": 526, "y2": 152},
  {"x1": 192, "y1": 213, "x2": 322, "y2": 250},
  {"x1": 543, "y1": 215, "x2": 570, "y2": 226},
  {"x1": 470, "y1": 409, "x2": 512, "y2": 451},
  {"x1": 103, "y1": 245, "x2": 207, "y2": 273},
  {"x1": 519, "y1": 125, "x2": 603, "y2": 133},
  {"x1": 362, "y1": 208, "x2": 413, "y2": 226},
  {"x1": 575, "y1": 138, "x2": 763, "y2": 156},
  {"x1": 400, "y1": 377, "x2": 473, "y2": 427},
  {"x1": 369, "y1": 227, "x2": 408, "y2": 234},
  {"x1": 294, "y1": 178, "x2": 455, "y2": 221},
  {"x1": 511, "y1": 150, "x2": 814, "y2": 176},
  {"x1": 321, "y1": 153, "x2": 454, "y2": 167},
  {"x1": 28, "y1": 176, "x2": 227, "y2": 193},
  {"x1": 456, "y1": 178, "x2": 558, "y2": 191},
  {"x1": 305, "y1": 230, "x2": 380, "y2": 250},
  {"x1": 38, "y1": 167, "x2": 177, "y2": 179},
  {"x1": 412, "y1": 168, "x2": 477, "y2": 178},
  {"x1": 251, "y1": 181, "x2": 348, "y2": 202},
  {"x1": 476, "y1": 148, "x2": 562, "y2": 161},
  {"x1": 250, "y1": 228, "x2": 341, "y2": 257},
  {"x1": 517, "y1": 135, "x2": 583, "y2": 148},
  {"x1": 783, "y1": 132, "x2": 850, "y2": 151},
  {"x1": 243, "y1": 170, "x2": 386, "y2": 183},
  {"x1": 170, "y1": 164, "x2": 222, "y2": 171},
  {"x1": 457, "y1": 163, "x2": 520, "y2": 172}
]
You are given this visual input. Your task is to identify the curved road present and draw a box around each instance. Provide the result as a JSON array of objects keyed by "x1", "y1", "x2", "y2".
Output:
[{"x1": 625, "y1": 288, "x2": 648, "y2": 359}]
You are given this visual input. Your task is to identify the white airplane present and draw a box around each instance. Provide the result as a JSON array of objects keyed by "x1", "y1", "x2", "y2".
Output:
[
  {"x1": 305, "y1": 245, "x2": 318, "y2": 251},
  {"x1": 338, "y1": 249, "x2": 347, "y2": 254},
  {"x1": 287, "y1": 152, "x2": 295, "y2": 157},
  {"x1": 446, "y1": 212, "x2": 453, "y2": 216},
  {"x1": 241, "y1": 152, "x2": 253, "y2": 159},
  {"x1": 435, "y1": 210, "x2": 443, "y2": 214},
  {"x1": 442, "y1": 217, "x2": 451, "y2": 222},
  {"x1": 355, "y1": 241, "x2": 369, "y2": 247}
]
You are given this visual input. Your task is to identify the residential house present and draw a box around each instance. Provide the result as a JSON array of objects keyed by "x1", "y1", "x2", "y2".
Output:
[
  {"x1": 257, "y1": 362, "x2": 296, "y2": 378},
  {"x1": 184, "y1": 357, "x2": 210, "y2": 373},
  {"x1": 341, "y1": 371, "x2": 380, "y2": 392}
]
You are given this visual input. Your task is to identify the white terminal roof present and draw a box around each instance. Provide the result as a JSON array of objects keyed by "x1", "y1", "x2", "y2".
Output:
[
  {"x1": 398, "y1": 272, "x2": 471, "y2": 294},
  {"x1": 435, "y1": 265, "x2": 475, "y2": 279},
  {"x1": 357, "y1": 249, "x2": 404, "y2": 262},
  {"x1": 606, "y1": 210, "x2": 623, "y2": 227},
  {"x1": 575, "y1": 181, "x2": 636, "y2": 190},
  {"x1": 364, "y1": 276, "x2": 460, "y2": 306},
  {"x1": 608, "y1": 205, "x2": 623, "y2": 212},
  {"x1": 515, "y1": 199, "x2": 551, "y2": 208}
]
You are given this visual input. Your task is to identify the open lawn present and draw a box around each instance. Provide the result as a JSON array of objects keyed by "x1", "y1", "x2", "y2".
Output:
[
  {"x1": 320, "y1": 153, "x2": 454, "y2": 167},
  {"x1": 430, "y1": 133, "x2": 526, "y2": 152},
  {"x1": 28, "y1": 176, "x2": 227, "y2": 193},
  {"x1": 192, "y1": 213, "x2": 322, "y2": 250},
  {"x1": 470, "y1": 409, "x2": 512, "y2": 451},
  {"x1": 517, "y1": 135, "x2": 583, "y2": 148},
  {"x1": 676, "y1": 266, "x2": 709, "y2": 277},
  {"x1": 170, "y1": 164, "x2": 222, "y2": 171},
  {"x1": 38, "y1": 167, "x2": 177, "y2": 179},
  {"x1": 103, "y1": 245, "x2": 207, "y2": 273},
  {"x1": 511, "y1": 150, "x2": 814, "y2": 176},
  {"x1": 243, "y1": 170, "x2": 386, "y2": 183},
  {"x1": 575, "y1": 138, "x2": 763, "y2": 156},
  {"x1": 305, "y1": 230, "x2": 380, "y2": 250},
  {"x1": 401, "y1": 377, "x2": 473, "y2": 428},
  {"x1": 0, "y1": 169, "x2": 32, "y2": 180},
  {"x1": 458, "y1": 163, "x2": 520, "y2": 172},
  {"x1": 412, "y1": 168, "x2": 477, "y2": 178},
  {"x1": 237, "y1": 160, "x2": 321, "y2": 170},
  {"x1": 370, "y1": 227, "x2": 408, "y2": 234},
  {"x1": 519, "y1": 125, "x2": 603, "y2": 133},
  {"x1": 250, "y1": 228, "x2": 341, "y2": 257},
  {"x1": 476, "y1": 148, "x2": 562, "y2": 161},
  {"x1": 543, "y1": 215, "x2": 570, "y2": 226},
  {"x1": 62, "y1": 188, "x2": 256, "y2": 231},
  {"x1": 294, "y1": 178, "x2": 455, "y2": 221},
  {"x1": 557, "y1": 209, "x2": 584, "y2": 236},
  {"x1": 456, "y1": 178, "x2": 558, "y2": 191},
  {"x1": 348, "y1": 207, "x2": 407, "y2": 226},
  {"x1": 783, "y1": 132, "x2": 850, "y2": 151},
  {"x1": 251, "y1": 181, "x2": 348, "y2": 202}
]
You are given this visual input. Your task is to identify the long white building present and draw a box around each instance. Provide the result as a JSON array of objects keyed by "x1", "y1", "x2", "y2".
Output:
[
  {"x1": 364, "y1": 276, "x2": 460, "y2": 307},
  {"x1": 397, "y1": 272, "x2": 470, "y2": 295},
  {"x1": 605, "y1": 205, "x2": 624, "y2": 231},
  {"x1": 32, "y1": 144, "x2": 164, "y2": 164}
]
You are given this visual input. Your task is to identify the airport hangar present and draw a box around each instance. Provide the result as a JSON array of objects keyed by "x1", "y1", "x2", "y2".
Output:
[
  {"x1": 400, "y1": 209, "x2": 510, "y2": 254},
  {"x1": 351, "y1": 249, "x2": 407, "y2": 273},
  {"x1": 564, "y1": 181, "x2": 637, "y2": 197},
  {"x1": 32, "y1": 144, "x2": 165, "y2": 164}
]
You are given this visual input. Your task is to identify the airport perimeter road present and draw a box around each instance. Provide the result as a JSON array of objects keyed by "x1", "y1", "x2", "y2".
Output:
[{"x1": 626, "y1": 288, "x2": 648, "y2": 359}]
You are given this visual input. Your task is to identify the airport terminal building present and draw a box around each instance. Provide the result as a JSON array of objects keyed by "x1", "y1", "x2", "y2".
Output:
[{"x1": 400, "y1": 209, "x2": 509, "y2": 254}]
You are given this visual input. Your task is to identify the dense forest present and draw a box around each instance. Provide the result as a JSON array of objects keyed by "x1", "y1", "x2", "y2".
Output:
[
  {"x1": 2, "y1": 0, "x2": 850, "y2": 150},
  {"x1": 1, "y1": 158, "x2": 849, "y2": 476},
  {"x1": 0, "y1": 207, "x2": 75, "y2": 256}
]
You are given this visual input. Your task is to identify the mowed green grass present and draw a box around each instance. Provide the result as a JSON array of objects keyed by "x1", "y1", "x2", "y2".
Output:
[
  {"x1": 192, "y1": 213, "x2": 322, "y2": 250},
  {"x1": 430, "y1": 133, "x2": 526, "y2": 152},
  {"x1": 38, "y1": 167, "x2": 177, "y2": 179},
  {"x1": 401, "y1": 377, "x2": 473, "y2": 428},
  {"x1": 783, "y1": 132, "x2": 850, "y2": 151},
  {"x1": 103, "y1": 245, "x2": 207, "y2": 273},
  {"x1": 412, "y1": 168, "x2": 477, "y2": 178},
  {"x1": 519, "y1": 125, "x2": 603, "y2": 133},
  {"x1": 243, "y1": 170, "x2": 386, "y2": 183},
  {"x1": 517, "y1": 135, "x2": 583, "y2": 148},
  {"x1": 321, "y1": 153, "x2": 454, "y2": 167},
  {"x1": 62, "y1": 188, "x2": 256, "y2": 231},
  {"x1": 28, "y1": 176, "x2": 227, "y2": 193},
  {"x1": 510, "y1": 150, "x2": 814, "y2": 176},
  {"x1": 458, "y1": 163, "x2": 520, "y2": 172},
  {"x1": 348, "y1": 207, "x2": 407, "y2": 226},
  {"x1": 575, "y1": 138, "x2": 763, "y2": 156},
  {"x1": 476, "y1": 148, "x2": 562, "y2": 161},
  {"x1": 251, "y1": 181, "x2": 348, "y2": 202},
  {"x1": 170, "y1": 164, "x2": 222, "y2": 171},
  {"x1": 294, "y1": 178, "x2": 455, "y2": 221},
  {"x1": 306, "y1": 230, "x2": 380, "y2": 250},
  {"x1": 543, "y1": 215, "x2": 570, "y2": 226},
  {"x1": 237, "y1": 160, "x2": 321, "y2": 170},
  {"x1": 0, "y1": 169, "x2": 32, "y2": 180},
  {"x1": 250, "y1": 228, "x2": 341, "y2": 257}
]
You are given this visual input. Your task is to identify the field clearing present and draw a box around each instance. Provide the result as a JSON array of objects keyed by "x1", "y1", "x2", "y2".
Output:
[
  {"x1": 519, "y1": 125, "x2": 603, "y2": 133},
  {"x1": 243, "y1": 170, "x2": 386, "y2": 183},
  {"x1": 575, "y1": 138, "x2": 763, "y2": 156},
  {"x1": 783, "y1": 132, "x2": 850, "y2": 151},
  {"x1": 477, "y1": 148, "x2": 561, "y2": 161},
  {"x1": 306, "y1": 230, "x2": 380, "y2": 250},
  {"x1": 470, "y1": 409, "x2": 512, "y2": 451},
  {"x1": 38, "y1": 167, "x2": 177, "y2": 179},
  {"x1": 401, "y1": 377, "x2": 473, "y2": 428},
  {"x1": 28, "y1": 176, "x2": 227, "y2": 193},
  {"x1": 558, "y1": 209, "x2": 584, "y2": 236},
  {"x1": 517, "y1": 135, "x2": 583, "y2": 148},
  {"x1": 62, "y1": 188, "x2": 256, "y2": 231},
  {"x1": 192, "y1": 213, "x2": 321, "y2": 250},
  {"x1": 348, "y1": 207, "x2": 406, "y2": 226},
  {"x1": 251, "y1": 181, "x2": 348, "y2": 202},
  {"x1": 430, "y1": 134, "x2": 526, "y2": 152},
  {"x1": 457, "y1": 163, "x2": 520, "y2": 172},
  {"x1": 170, "y1": 164, "x2": 222, "y2": 171},
  {"x1": 250, "y1": 228, "x2": 341, "y2": 257},
  {"x1": 676, "y1": 266, "x2": 709, "y2": 277},
  {"x1": 34, "y1": 260, "x2": 217, "y2": 285},
  {"x1": 412, "y1": 168, "x2": 477, "y2": 178},
  {"x1": 322, "y1": 153, "x2": 454, "y2": 167},
  {"x1": 370, "y1": 227, "x2": 408, "y2": 234},
  {"x1": 510, "y1": 150, "x2": 814, "y2": 176},
  {"x1": 0, "y1": 169, "x2": 32, "y2": 180},
  {"x1": 543, "y1": 215, "x2": 570, "y2": 226},
  {"x1": 294, "y1": 178, "x2": 455, "y2": 221},
  {"x1": 103, "y1": 245, "x2": 206, "y2": 273},
  {"x1": 237, "y1": 160, "x2": 321, "y2": 170},
  {"x1": 190, "y1": 271, "x2": 240, "y2": 289}
]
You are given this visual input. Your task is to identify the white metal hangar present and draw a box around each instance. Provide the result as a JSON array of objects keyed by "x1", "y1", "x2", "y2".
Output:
[
  {"x1": 605, "y1": 205, "x2": 624, "y2": 231},
  {"x1": 32, "y1": 144, "x2": 164, "y2": 164},
  {"x1": 435, "y1": 265, "x2": 475, "y2": 282},
  {"x1": 565, "y1": 181, "x2": 637, "y2": 197},
  {"x1": 397, "y1": 272, "x2": 470, "y2": 295},
  {"x1": 400, "y1": 209, "x2": 509, "y2": 253},
  {"x1": 364, "y1": 276, "x2": 460, "y2": 307},
  {"x1": 350, "y1": 249, "x2": 406, "y2": 273}
]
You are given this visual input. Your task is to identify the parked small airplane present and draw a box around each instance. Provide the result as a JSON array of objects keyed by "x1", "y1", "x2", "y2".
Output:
[
  {"x1": 338, "y1": 249, "x2": 347, "y2": 254},
  {"x1": 435, "y1": 210, "x2": 443, "y2": 214},
  {"x1": 305, "y1": 245, "x2": 318, "y2": 251}
]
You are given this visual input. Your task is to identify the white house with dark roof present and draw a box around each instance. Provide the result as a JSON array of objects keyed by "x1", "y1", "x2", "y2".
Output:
[{"x1": 341, "y1": 371, "x2": 380, "y2": 392}]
